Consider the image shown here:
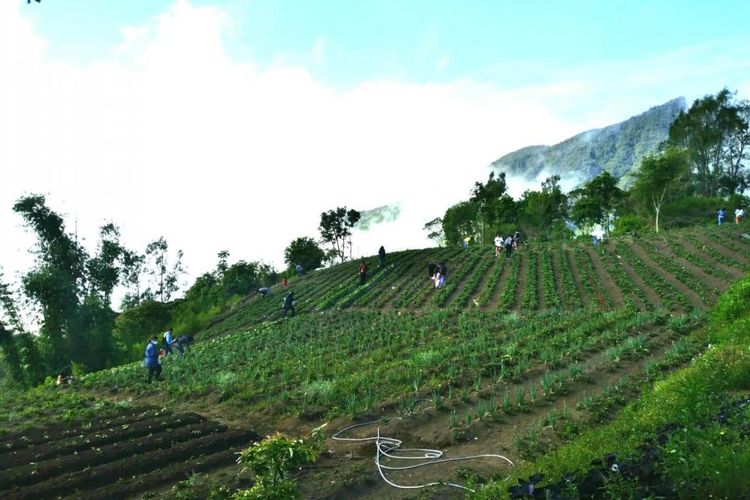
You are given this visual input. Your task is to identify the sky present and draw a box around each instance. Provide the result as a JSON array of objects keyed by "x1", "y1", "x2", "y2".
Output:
[{"x1": 2, "y1": 0, "x2": 750, "y2": 308}]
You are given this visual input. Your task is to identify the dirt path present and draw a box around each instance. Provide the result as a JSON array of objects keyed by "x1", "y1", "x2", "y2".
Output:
[
  {"x1": 608, "y1": 248, "x2": 662, "y2": 309},
  {"x1": 645, "y1": 237, "x2": 729, "y2": 293},
  {"x1": 695, "y1": 231, "x2": 750, "y2": 267},
  {"x1": 625, "y1": 240, "x2": 707, "y2": 310},
  {"x1": 565, "y1": 248, "x2": 597, "y2": 309}
]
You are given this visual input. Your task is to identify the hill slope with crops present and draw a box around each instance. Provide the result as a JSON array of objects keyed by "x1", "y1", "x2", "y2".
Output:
[{"x1": 2, "y1": 224, "x2": 749, "y2": 499}]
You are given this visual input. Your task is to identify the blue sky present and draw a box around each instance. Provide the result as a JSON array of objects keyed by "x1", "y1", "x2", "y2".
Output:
[
  {"x1": 27, "y1": 0, "x2": 750, "y2": 87},
  {"x1": 2, "y1": 0, "x2": 750, "y2": 306}
]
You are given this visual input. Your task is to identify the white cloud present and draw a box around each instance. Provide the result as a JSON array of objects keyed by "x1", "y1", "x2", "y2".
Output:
[{"x1": 1, "y1": 0, "x2": 747, "y2": 307}]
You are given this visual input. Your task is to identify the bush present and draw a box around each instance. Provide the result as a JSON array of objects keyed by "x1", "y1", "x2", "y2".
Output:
[{"x1": 612, "y1": 214, "x2": 648, "y2": 236}]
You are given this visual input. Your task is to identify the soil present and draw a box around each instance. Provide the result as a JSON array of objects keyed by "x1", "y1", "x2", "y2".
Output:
[
  {"x1": 512, "y1": 253, "x2": 528, "y2": 310},
  {"x1": 583, "y1": 248, "x2": 627, "y2": 308},
  {"x1": 625, "y1": 240, "x2": 707, "y2": 310}
]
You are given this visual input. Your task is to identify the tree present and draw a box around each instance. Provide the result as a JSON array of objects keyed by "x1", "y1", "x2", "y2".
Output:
[
  {"x1": 319, "y1": 207, "x2": 361, "y2": 263},
  {"x1": 569, "y1": 171, "x2": 624, "y2": 236},
  {"x1": 423, "y1": 217, "x2": 445, "y2": 246},
  {"x1": 668, "y1": 89, "x2": 749, "y2": 196},
  {"x1": 284, "y1": 237, "x2": 325, "y2": 271},
  {"x1": 470, "y1": 172, "x2": 509, "y2": 244},
  {"x1": 441, "y1": 201, "x2": 478, "y2": 246},
  {"x1": 145, "y1": 237, "x2": 185, "y2": 302},
  {"x1": 12, "y1": 195, "x2": 133, "y2": 374},
  {"x1": 631, "y1": 148, "x2": 690, "y2": 233},
  {"x1": 517, "y1": 176, "x2": 568, "y2": 240}
]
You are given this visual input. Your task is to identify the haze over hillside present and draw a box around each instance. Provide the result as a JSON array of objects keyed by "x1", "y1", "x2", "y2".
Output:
[{"x1": 492, "y1": 97, "x2": 687, "y2": 195}]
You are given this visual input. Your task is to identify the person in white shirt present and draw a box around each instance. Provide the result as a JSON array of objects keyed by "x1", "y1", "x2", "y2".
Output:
[
  {"x1": 494, "y1": 235, "x2": 503, "y2": 257},
  {"x1": 735, "y1": 207, "x2": 745, "y2": 224}
]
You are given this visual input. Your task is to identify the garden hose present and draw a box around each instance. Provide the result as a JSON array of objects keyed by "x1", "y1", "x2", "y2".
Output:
[{"x1": 332, "y1": 419, "x2": 514, "y2": 493}]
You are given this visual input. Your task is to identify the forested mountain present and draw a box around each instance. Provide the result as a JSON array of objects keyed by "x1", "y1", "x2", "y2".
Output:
[{"x1": 490, "y1": 97, "x2": 686, "y2": 186}]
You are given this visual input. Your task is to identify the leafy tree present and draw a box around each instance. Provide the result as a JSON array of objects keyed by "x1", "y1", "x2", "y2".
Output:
[
  {"x1": 569, "y1": 171, "x2": 624, "y2": 236},
  {"x1": 470, "y1": 172, "x2": 510, "y2": 244},
  {"x1": 669, "y1": 89, "x2": 749, "y2": 196},
  {"x1": 517, "y1": 176, "x2": 568, "y2": 240},
  {"x1": 12, "y1": 195, "x2": 132, "y2": 374},
  {"x1": 0, "y1": 321, "x2": 25, "y2": 386},
  {"x1": 145, "y1": 237, "x2": 185, "y2": 302},
  {"x1": 631, "y1": 148, "x2": 690, "y2": 233},
  {"x1": 319, "y1": 207, "x2": 361, "y2": 263},
  {"x1": 423, "y1": 217, "x2": 445, "y2": 246},
  {"x1": 284, "y1": 237, "x2": 325, "y2": 271},
  {"x1": 441, "y1": 201, "x2": 478, "y2": 246}
]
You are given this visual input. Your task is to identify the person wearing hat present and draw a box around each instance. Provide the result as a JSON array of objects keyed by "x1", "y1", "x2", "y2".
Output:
[{"x1": 145, "y1": 335, "x2": 162, "y2": 383}]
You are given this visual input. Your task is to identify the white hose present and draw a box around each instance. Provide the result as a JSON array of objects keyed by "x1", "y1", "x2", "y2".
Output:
[{"x1": 332, "y1": 419, "x2": 514, "y2": 493}]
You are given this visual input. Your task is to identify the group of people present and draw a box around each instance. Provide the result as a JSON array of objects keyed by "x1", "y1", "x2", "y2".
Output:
[
  {"x1": 493, "y1": 231, "x2": 521, "y2": 259},
  {"x1": 718, "y1": 207, "x2": 745, "y2": 225},
  {"x1": 144, "y1": 328, "x2": 194, "y2": 383},
  {"x1": 428, "y1": 262, "x2": 448, "y2": 288}
]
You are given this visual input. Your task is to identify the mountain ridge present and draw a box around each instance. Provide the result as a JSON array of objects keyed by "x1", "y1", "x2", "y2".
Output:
[{"x1": 491, "y1": 97, "x2": 687, "y2": 188}]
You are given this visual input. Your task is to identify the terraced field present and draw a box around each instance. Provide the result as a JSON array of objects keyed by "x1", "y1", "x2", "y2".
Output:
[
  {"x1": 2, "y1": 225, "x2": 749, "y2": 498},
  {"x1": 0, "y1": 402, "x2": 258, "y2": 500},
  {"x1": 202, "y1": 225, "x2": 750, "y2": 338}
]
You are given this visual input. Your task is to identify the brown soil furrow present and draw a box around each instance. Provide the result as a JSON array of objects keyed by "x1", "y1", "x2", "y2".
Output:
[
  {"x1": 606, "y1": 248, "x2": 662, "y2": 309},
  {"x1": 584, "y1": 248, "x2": 627, "y2": 308},
  {"x1": 673, "y1": 235, "x2": 746, "y2": 279},
  {"x1": 466, "y1": 256, "x2": 503, "y2": 307},
  {"x1": 535, "y1": 252, "x2": 545, "y2": 310},
  {"x1": 0, "y1": 413, "x2": 205, "y2": 469},
  {"x1": 0, "y1": 421, "x2": 227, "y2": 490},
  {"x1": 625, "y1": 240, "x2": 706, "y2": 309},
  {"x1": 512, "y1": 253, "x2": 528, "y2": 309},
  {"x1": 483, "y1": 258, "x2": 511, "y2": 311},
  {"x1": 647, "y1": 237, "x2": 729, "y2": 292},
  {"x1": 565, "y1": 248, "x2": 596, "y2": 309},
  {"x1": 323, "y1": 325, "x2": 679, "y2": 499},
  {"x1": 550, "y1": 251, "x2": 567, "y2": 309},
  {"x1": 0, "y1": 406, "x2": 162, "y2": 454},
  {"x1": 3, "y1": 429, "x2": 255, "y2": 500},
  {"x1": 694, "y1": 231, "x2": 750, "y2": 267}
]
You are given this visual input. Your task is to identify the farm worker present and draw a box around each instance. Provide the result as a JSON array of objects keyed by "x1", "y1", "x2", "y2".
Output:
[
  {"x1": 736, "y1": 207, "x2": 745, "y2": 224},
  {"x1": 258, "y1": 287, "x2": 270, "y2": 298},
  {"x1": 437, "y1": 262, "x2": 447, "y2": 288},
  {"x1": 463, "y1": 236, "x2": 471, "y2": 250},
  {"x1": 176, "y1": 334, "x2": 194, "y2": 355},
  {"x1": 295, "y1": 264, "x2": 304, "y2": 276},
  {"x1": 378, "y1": 246, "x2": 386, "y2": 265},
  {"x1": 591, "y1": 227, "x2": 605, "y2": 247},
  {"x1": 718, "y1": 207, "x2": 726, "y2": 225},
  {"x1": 145, "y1": 336, "x2": 162, "y2": 383},
  {"x1": 281, "y1": 275, "x2": 288, "y2": 287},
  {"x1": 513, "y1": 231, "x2": 521, "y2": 249},
  {"x1": 359, "y1": 259, "x2": 368, "y2": 285},
  {"x1": 281, "y1": 292, "x2": 296, "y2": 318},
  {"x1": 428, "y1": 262, "x2": 437, "y2": 279},
  {"x1": 494, "y1": 235, "x2": 503, "y2": 257},
  {"x1": 504, "y1": 236, "x2": 513, "y2": 259},
  {"x1": 162, "y1": 327, "x2": 176, "y2": 356}
]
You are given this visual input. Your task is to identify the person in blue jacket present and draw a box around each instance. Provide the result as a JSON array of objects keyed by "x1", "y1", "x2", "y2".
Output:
[
  {"x1": 145, "y1": 336, "x2": 162, "y2": 383},
  {"x1": 163, "y1": 327, "x2": 176, "y2": 355}
]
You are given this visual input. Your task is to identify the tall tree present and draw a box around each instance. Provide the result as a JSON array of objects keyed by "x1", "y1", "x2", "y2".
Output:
[
  {"x1": 470, "y1": 172, "x2": 509, "y2": 244},
  {"x1": 284, "y1": 237, "x2": 325, "y2": 271},
  {"x1": 669, "y1": 89, "x2": 749, "y2": 196},
  {"x1": 423, "y1": 217, "x2": 445, "y2": 247},
  {"x1": 145, "y1": 237, "x2": 185, "y2": 302},
  {"x1": 441, "y1": 201, "x2": 478, "y2": 246},
  {"x1": 517, "y1": 176, "x2": 568, "y2": 240},
  {"x1": 569, "y1": 171, "x2": 624, "y2": 236},
  {"x1": 319, "y1": 207, "x2": 361, "y2": 263},
  {"x1": 631, "y1": 148, "x2": 690, "y2": 233}
]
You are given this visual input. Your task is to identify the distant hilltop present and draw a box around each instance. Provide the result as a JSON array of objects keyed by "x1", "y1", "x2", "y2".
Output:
[{"x1": 490, "y1": 97, "x2": 687, "y2": 189}]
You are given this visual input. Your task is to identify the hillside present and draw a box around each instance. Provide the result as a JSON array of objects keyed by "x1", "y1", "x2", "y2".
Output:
[
  {"x1": 2, "y1": 224, "x2": 749, "y2": 498},
  {"x1": 490, "y1": 97, "x2": 686, "y2": 187}
]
